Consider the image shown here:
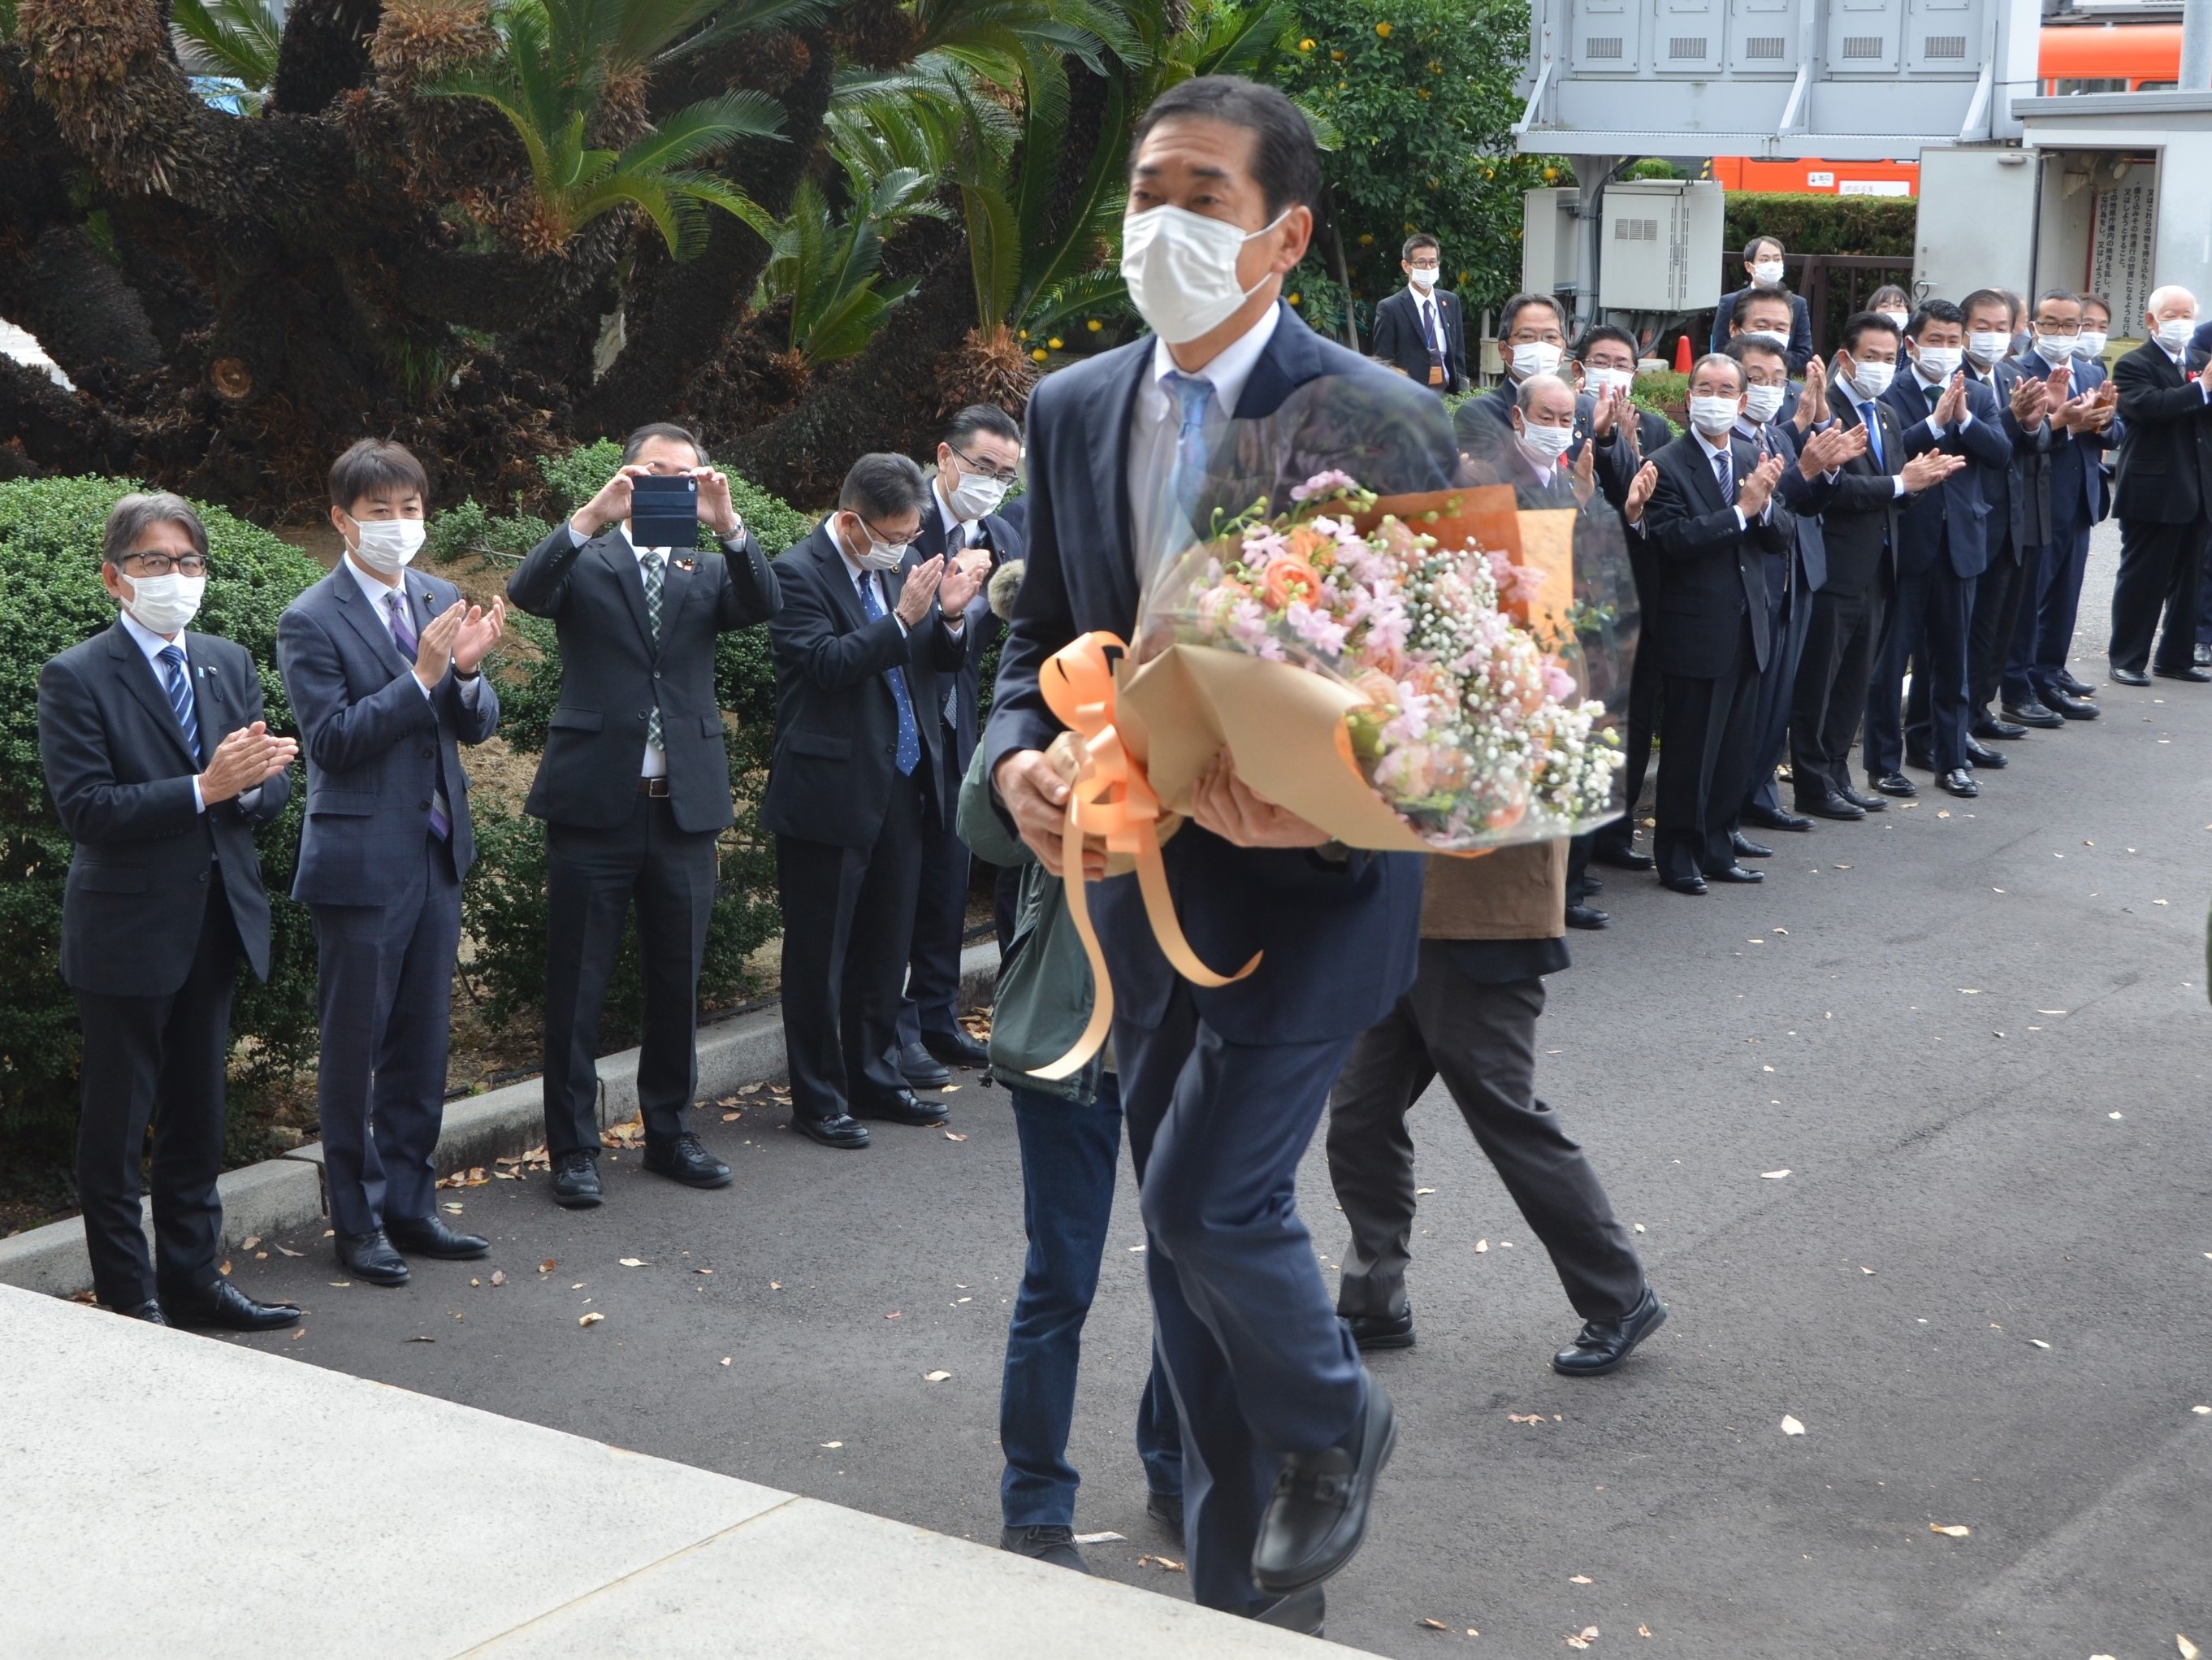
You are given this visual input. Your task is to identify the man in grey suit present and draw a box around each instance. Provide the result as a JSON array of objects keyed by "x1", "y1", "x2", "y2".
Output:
[
  {"x1": 508, "y1": 423, "x2": 781, "y2": 1207},
  {"x1": 38, "y1": 493, "x2": 301, "y2": 1328},
  {"x1": 279, "y1": 440, "x2": 504, "y2": 1285}
]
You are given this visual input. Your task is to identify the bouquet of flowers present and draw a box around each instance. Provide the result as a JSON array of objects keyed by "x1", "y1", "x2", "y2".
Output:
[{"x1": 1121, "y1": 472, "x2": 1625, "y2": 853}]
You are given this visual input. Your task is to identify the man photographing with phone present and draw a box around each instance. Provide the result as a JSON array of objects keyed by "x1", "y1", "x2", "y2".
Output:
[{"x1": 509, "y1": 423, "x2": 780, "y2": 1211}]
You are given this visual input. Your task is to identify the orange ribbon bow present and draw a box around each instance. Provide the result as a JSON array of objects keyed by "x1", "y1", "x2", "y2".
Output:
[{"x1": 1028, "y1": 632, "x2": 1260, "y2": 1080}]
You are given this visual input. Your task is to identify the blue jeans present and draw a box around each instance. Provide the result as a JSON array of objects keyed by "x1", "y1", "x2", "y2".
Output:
[{"x1": 1000, "y1": 1074, "x2": 1183, "y2": 1528}]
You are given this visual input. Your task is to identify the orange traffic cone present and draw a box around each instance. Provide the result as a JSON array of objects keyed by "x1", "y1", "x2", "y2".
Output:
[{"x1": 1672, "y1": 334, "x2": 1693, "y2": 373}]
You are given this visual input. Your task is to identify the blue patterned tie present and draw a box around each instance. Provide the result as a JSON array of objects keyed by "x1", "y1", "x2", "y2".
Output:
[
  {"x1": 1860, "y1": 402, "x2": 1886, "y2": 470},
  {"x1": 1163, "y1": 370, "x2": 1217, "y2": 521},
  {"x1": 383, "y1": 592, "x2": 452, "y2": 840},
  {"x1": 1712, "y1": 443, "x2": 1734, "y2": 505},
  {"x1": 858, "y1": 572, "x2": 920, "y2": 776},
  {"x1": 156, "y1": 645, "x2": 202, "y2": 765}
]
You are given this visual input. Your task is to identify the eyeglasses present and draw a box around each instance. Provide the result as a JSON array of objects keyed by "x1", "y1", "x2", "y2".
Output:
[
  {"x1": 947, "y1": 441, "x2": 1021, "y2": 487},
  {"x1": 120, "y1": 552, "x2": 210, "y2": 578}
]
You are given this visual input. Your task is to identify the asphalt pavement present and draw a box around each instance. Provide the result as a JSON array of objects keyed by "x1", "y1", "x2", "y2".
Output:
[{"x1": 210, "y1": 523, "x2": 2211, "y2": 1658}]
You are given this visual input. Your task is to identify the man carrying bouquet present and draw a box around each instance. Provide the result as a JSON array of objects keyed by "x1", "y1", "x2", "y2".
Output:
[{"x1": 985, "y1": 76, "x2": 1458, "y2": 1635}]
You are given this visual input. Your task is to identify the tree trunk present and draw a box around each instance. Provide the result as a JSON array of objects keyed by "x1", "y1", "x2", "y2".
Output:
[{"x1": 270, "y1": 0, "x2": 382, "y2": 116}]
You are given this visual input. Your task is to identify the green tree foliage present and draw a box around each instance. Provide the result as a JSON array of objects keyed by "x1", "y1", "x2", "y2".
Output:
[
  {"x1": 751, "y1": 167, "x2": 948, "y2": 364},
  {"x1": 1275, "y1": 0, "x2": 1555, "y2": 332}
]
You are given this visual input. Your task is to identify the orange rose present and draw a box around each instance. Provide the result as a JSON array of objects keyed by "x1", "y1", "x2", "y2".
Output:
[{"x1": 1263, "y1": 557, "x2": 1322, "y2": 609}]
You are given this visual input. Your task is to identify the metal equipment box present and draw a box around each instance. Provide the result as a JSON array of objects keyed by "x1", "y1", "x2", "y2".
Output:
[{"x1": 1597, "y1": 180, "x2": 1726, "y2": 311}]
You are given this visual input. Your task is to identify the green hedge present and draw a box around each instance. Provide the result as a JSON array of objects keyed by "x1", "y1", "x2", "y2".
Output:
[
  {"x1": 0, "y1": 477, "x2": 327, "y2": 1172},
  {"x1": 1722, "y1": 193, "x2": 1917, "y2": 260}
]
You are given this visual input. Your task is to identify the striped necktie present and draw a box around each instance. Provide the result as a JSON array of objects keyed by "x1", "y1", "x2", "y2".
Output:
[
  {"x1": 383, "y1": 592, "x2": 452, "y2": 841},
  {"x1": 155, "y1": 645, "x2": 202, "y2": 765},
  {"x1": 641, "y1": 549, "x2": 665, "y2": 752}
]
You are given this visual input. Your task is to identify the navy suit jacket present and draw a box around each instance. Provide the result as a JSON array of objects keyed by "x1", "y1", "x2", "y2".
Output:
[
  {"x1": 1708, "y1": 289, "x2": 1814, "y2": 375},
  {"x1": 1884, "y1": 371, "x2": 2012, "y2": 579},
  {"x1": 983, "y1": 302, "x2": 1459, "y2": 1045},
  {"x1": 1370, "y1": 285, "x2": 1469, "y2": 393},
  {"x1": 914, "y1": 497, "x2": 1023, "y2": 777},
  {"x1": 2022, "y1": 350, "x2": 2119, "y2": 532},
  {"x1": 38, "y1": 621, "x2": 292, "y2": 995},
  {"x1": 278, "y1": 565, "x2": 499, "y2": 908}
]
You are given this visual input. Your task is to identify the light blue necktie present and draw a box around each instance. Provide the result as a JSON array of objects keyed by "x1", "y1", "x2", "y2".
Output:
[
  {"x1": 1163, "y1": 370, "x2": 1217, "y2": 521},
  {"x1": 1859, "y1": 402, "x2": 1886, "y2": 470},
  {"x1": 857, "y1": 572, "x2": 920, "y2": 776},
  {"x1": 155, "y1": 645, "x2": 202, "y2": 765}
]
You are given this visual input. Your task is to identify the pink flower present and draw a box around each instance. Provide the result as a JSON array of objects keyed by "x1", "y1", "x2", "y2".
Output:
[{"x1": 1291, "y1": 470, "x2": 1359, "y2": 502}]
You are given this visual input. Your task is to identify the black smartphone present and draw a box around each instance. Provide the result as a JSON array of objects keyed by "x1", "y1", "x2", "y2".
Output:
[{"x1": 629, "y1": 473, "x2": 699, "y2": 548}]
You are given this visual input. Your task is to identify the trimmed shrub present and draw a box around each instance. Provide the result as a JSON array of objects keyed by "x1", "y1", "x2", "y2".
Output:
[
  {"x1": 1722, "y1": 193, "x2": 1917, "y2": 260},
  {"x1": 0, "y1": 476, "x2": 326, "y2": 1175}
]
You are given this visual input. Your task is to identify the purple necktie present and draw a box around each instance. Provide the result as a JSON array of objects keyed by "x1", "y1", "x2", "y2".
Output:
[{"x1": 386, "y1": 591, "x2": 452, "y2": 841}]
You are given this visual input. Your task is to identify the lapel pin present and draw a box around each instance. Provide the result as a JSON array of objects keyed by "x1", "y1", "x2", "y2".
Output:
[{"x1": 673, "y1": 556, "x2": 696, "y2": 571}]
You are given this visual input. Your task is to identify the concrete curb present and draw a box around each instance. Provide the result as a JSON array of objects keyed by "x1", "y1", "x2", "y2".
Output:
[{"x1": 0, "y1": 945, "x2": 998, "y2": 1299}]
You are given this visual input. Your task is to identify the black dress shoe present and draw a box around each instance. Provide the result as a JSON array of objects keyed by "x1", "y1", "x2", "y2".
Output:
[
  {"x1": 1582, "y1": 874, "x2": 1604, "y2": 894},
  {"x1": 385, "y1": 1214, "x2": 491, "y2": 1259},
  {"x1": 1564, "y1": 903, "x2": 1609, "y2": 930},
  {"x1": 1840, "y1": 785, "x2": 1886, "y2": 813},
  {"x1": 1963, "y1": 736, "x2": 2008, "y2": 769},
  {"x1": 1904, "y1": 749, "x2": 1934, "y2": 772},
  {"x1": 643, "y1": 1130, "x2": 733, "y2": 1189},
  {"x1": 855, "y1": 1088, "x2": 950, "y2": 1128},
  {"x1": 1591, "y1": 842, "x2": 1655, "y2": 872},
  {"x1": 335, "y1": 1229, "x2": 409, "y2": 1287},
  {"x1": 2002, "y1": 699, "x2": 2066, "y2": 729},
  {"x1": 1252, "y1": 1374, "x2": 1396, "y2": 1594},
  {"x1": 1730, "y1": 832, "x2": 1772, "y2": 859},
  {"x1": 795, "y1": 1112, "x2": 871, "y2": 1149},
  {"x1": 1937, "y1": 768, "x2": 1979, "y2": 798},
  {"x1": 2037, "y1": 689, "x2": 2099, "y2": 721},
  {"x1": 1660, "y1": 874, "x2": 1708, "y2": 896},
  {"x1": 161, "y1": 1278, "x2": 303, "y2": 1331},
  {"x1": 999, "y1": 1525, "x2": 1089, "y2": 1573},
  {"x1": 1146, "y1": 1489, "x2": 1186, "y2": 1542},
  {"x1": 923, "y1": 1028, "x2": 992, "y2": 1070},
  {"x1": 552, "y1": 1149, "x2": 604, "y2": 1209},
  {"x1": 896, "y1": 1042, "x2": 951, "y2": 1090},
  {"x1": 2154, "y1": 664, "x2": 2212, "y2": 683},
  {"x1": 2054, "y1": 670, "x2": 2097, "y2": 698},
  {"x1": 1743, "y1": 804, "x2": 1815, "y2": 832},
  {"x1": 1797, "y1": 791, "x2": 1864, "y2": 822},
  {"x1": 2109, "y1": 664, "x2": 2151, "y2": 687},
  {"x1": 1552, "y1": 1286, "x2": 1669, "y2": 1377},
  {"x1": 1871, "y1": 772, "x2": 1917, "y2": 798},
  {"x1": 1249, "y1": 1584, "x2": 1325, "y2": 1636},
  {"x1": 1972, "y1": 713, "x2": 2028, "y2": 741},
  {"x1": 1706, "y1": 863, "x2": 1764, "y2": 884},
  {"x1": 1343, "y1": 1307, "x2": 1415, "y2": 1351},
  {"x1": 120, "y1": 1299, "x2": 169, "y2": 1324}
]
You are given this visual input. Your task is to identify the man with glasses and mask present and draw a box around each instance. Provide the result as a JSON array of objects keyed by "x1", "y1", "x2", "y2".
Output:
[
  {"x1": 894, "y1": 405, "x2": 1026, "y2": 1091},
  {"x1": 40, "y1": 493, "x2": 300, "y2": 1328},
  {"x1": 1461, "y1": 292, "x2": 1569, "y2": 436},
  {"x1": 510, "y1": 423, "x2": 781, "y2": 1207},
  {"x1": 766, "y1": 453, "x2": 983, "y2": 1148},
  {"x1": 1369, "y1": 233, "x2": 1467, "y2": 395}
]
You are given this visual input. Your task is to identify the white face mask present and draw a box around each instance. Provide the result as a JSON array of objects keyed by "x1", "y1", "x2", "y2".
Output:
[
  {"x1": 349, "y1": 514, "x2": 425, "y2": 576},
  {"x1": 2073, "y1": 330, "x2": 2107, "y2": 360},
  {"x1": 1743, "y1": 383, "x2": 1787, "y2": 423},
  {"x1": 1688, "y1": 395, "x2": 1741, "y2": 438},
  {"x1": 2154, "y1": 316, "x2": 2197, "y2": 351},
  {"x1": 1517, "y1": 422, "x2": 1574, "y2": 466},
  {"x1": 1582, "y1": 365, "x2": 1632, "y2": 397},
  {"x1": 1407, "y1": 266, "x2": 1439, "y2": 291},
  {"x1": 846, "y1": 517, "x2": 908, "y2": 573},
  {"x1": 2033, "y1": 331, "x2": 2077, "y2": 362},
  {"x1": 1742, "y1": 328, "x2": 1789, "y2": 353},
  {"x1": 1880, "y1": 310, "x2": 1911, "y2": 334},
  {"x1": 1511, "y1": 340, "x2": 1563, "y2": 379},
  {"x1": 1751, "y1": 260, "x2": 1786, "y2": 288},
  {"x1": 946, "y1": 470, "x2": 1007, "y2": 522},
  {"x1": 1914, "y1": 345, "x2": 1963, "y2": 382},
  {"x1": 121, "y1": 571, "x2": 206, "y2": 635},
  {"x1": 1966, "y1": 330, "x2": 2010, "y2": 366},
  {"x1": 1121, "y1": 204, "x2": 1288, "y2": 345},
  {"x1": 1848, "y1": 358, "x2": 1895, "y2": 398}
]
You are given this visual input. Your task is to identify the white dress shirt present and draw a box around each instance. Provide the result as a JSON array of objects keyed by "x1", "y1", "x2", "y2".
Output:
[
  {"x1": 119, "y1": 608, "x2": 258, "y2": 817},
  {"x1": 1692, "y1": 426, "x2": 1769, "y2": 528},
  {"x1": 1128, "y1": 301, "x2": 1283, "y2": 575}
]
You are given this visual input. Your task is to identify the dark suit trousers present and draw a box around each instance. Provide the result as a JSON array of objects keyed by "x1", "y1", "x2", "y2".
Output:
[
  {"x1": 2029, "y1": 522, "x2": 2094, "y2": 699},
  {"x1": 74, "y1": 870, "x2": 240, "y2": 1309},
  {"x1": 542, "y1": 796, "x2": 717, "y2": 1159},
  {"x1": 1655, "y1": 627, "x2": 1760, "y2": 883},
  {"x1": 1740, "y1": 558, "x2": 1811, "y2": 819},
  {"x1": 1867, "y1": 563, "x2": 1973, "y2": 776},
  {"x1": 1592, "y1": 642, "x2": 1659, "y2": 857},
  {"x1": 897, "y1": 735, "x2": 971, "y2": 1048},
  {"x1": 2109, "y1": 518, "x2": 2206, "y2": 674},
  {"x1": 1325, "y1": 948, "x2": 1642, "y2": 1324},
  {"x1": 2002, "y1": 535, "x2": 2054, "y2": 708},
  {"x1": 778, "y1": 772, "x2": 925, "y2": 1123},
  {"x1": 313, "y1": 836, "x2": 462, "y2": 1236},
  {"x1": 1118, "y1": 984, "x2": 1366, "y2": 1614},
  {"x1": 1967, "y1": 535, "x2": 2028, "y2": 713},
  {"x1": 1791, "y1": 585, "x2": 1884, "y2": 800}
]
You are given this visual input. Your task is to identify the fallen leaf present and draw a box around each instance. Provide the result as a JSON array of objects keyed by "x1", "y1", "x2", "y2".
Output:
[
  {"x1": 2029, "y1": 1339, "x2": 2050, "y2": 1350},
  {"x1": 1509, "y1": 1412, "x2": 1547, "y2": 1425},
  {"x1": 442, "y1": 1202, "x2": 464, "y2": 1214},
  {"x1": 1936, "y1": 808, "x2": 1950, "y2": 818},
  {"x1": 1566, "y1": 1626, "x2": 1600, "y2": 1649},
  {"x1": 1773, "y1": 927, "x2": 1788, "y2": 935},
  {"x1": 470, "y1": 1278, "x2": 480, "y2": 1288},
  {"x1": 219, "y1": 1259, "x2": 232, "y2": 1276},
  {"x1": 1929, "y1": 1523, "x2": 1970, "y2": 1537},
  {"x1": 1475, "y1": 1238, "x2": 1490, "y2": 1252},
  {"x1": 539, "y1": 1259, "x2": 556, "y2": 1274},
  {"x1": 578, "y1": 1311, "x2": 604, "y2": 1327},
  {"x1": 1073, "y1": 1531, "x2": 1125, "y2": 1544},
  {"x1": 885, "y1": 1311, "x2": 903, "y2": 1320},
  {"x1": 1136, "y1": 1554, "x2": 1184, "y2": 1572},
  {"x1": 1415, "y1": 1186, "x2": 1438, "y2": 1195},
  {"x1": 619, "y1": 1257, "x2": 649, "y2": 1268},
  {"x1": 253, "y1": 1251, "x2": 269, "y2": 1261},
  {"x1": 770, "y1": 1281, "x2": 782, "y2": 1289},
  {"x1": 2180, "y1": 1636, "x2": 2201, "y2": 1660},
  {"x1": 1761, "y1": 1169, "x2": 1792, "y2": 1180},
  {"x1": 241, "y1": 1235, "x2": 261, "y2": 1251},
  {"x1": 405, "y1": 1335, "x2": 435, "y2": 1344},
  {"x1": 923, "y1": 1369, "x2": 952, "y2": 1382},
  {"x1": 290, "y1": 1329, "x2": 304, "y2": 1341},
  {"x1": 695, "y1": 1267, "x2": 712, "y2": 1275},
  {"x1": 944, "y1": 1131, "x2": 968, "y2": 1142},
  {"x1": 275, "y1": 1244, "x2": 302, "y2": 1257},
  {"x1": 490, "y1": 1270, "x2": 506, "y2": 1286},
  {"x1": 720, "y1": 1356, "x2": 732, "y2": 1366},
  {"x1": 722, "y1": 1112, "x2": 741, "y2": 1122},
  {"x1": 1638, "y1": 1627, "x2": 1652, "y2": 1639},
  {"x1": 328, "y1": 1281, "x2": 352, "y2": 1288},
  {"x1": 1862, "y1": 1267, "x2": 1876, "y2": 1274},
  {"x1": 1570, "y1": 1574, "x2": 1594, "y2": 1584},
  {"x1": 820, "y1": 1441, "x2": 843, "y2": 1449},
  {"x1": 1781, "y1": 1415, "x2": 1807, "y2": 1436},
  {"x1": 1419, "y1": 1619, "x2": 1452, "y2": 1632}
]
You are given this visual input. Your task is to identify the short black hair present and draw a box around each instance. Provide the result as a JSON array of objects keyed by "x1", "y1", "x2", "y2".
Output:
[
  {"x1": 1577, "y1": 323, "x2": 1636, "y2": 360},
  {"x1": 1743, "y1": 235, "x2": 1783, "y2": 263},
  {"x1": 1725, "y1": 336, "x2": 1786, "y2": 371},
  {"x1": 2080, "y1": 292, "x2": 2113, "y2": 321},
  {"x1": 1959, "y1": 288, "x2": 2010, "y2": 327},
  {"x1": 1841, "y1": 310, "x2": 1902, "y2": 355},
  {"x1": 329, "y1": 439, "x2": 428, "y2": 510},
  {"x1": 622, "y1": 422, "x2": 704, "y2": 466},
  {"x1": 1402, "y1": 232, "x2": 1440, "y2": 261},
  {"x1": 839, "y1": 453, "x2": 928, "y2": 521},
  {"x1": 945, "y1": 404, "x2": 1022, "y2": 449},
  {"x1": 1690, "y1": 352, "x2": 1745, "y2": 392},
  {"x1": 1732, "y1": 286, "x2": 1793, "y2": 327},
  {"x1": 1908, "y1": 297, "x2": 1966, "y2": 338},
  {"x1": 1131, "y1": 74, "x2": 1320, "y2": 218},
  {"x1": 1500, "y1": 292, "x2": 1565, "y2": 338}
]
